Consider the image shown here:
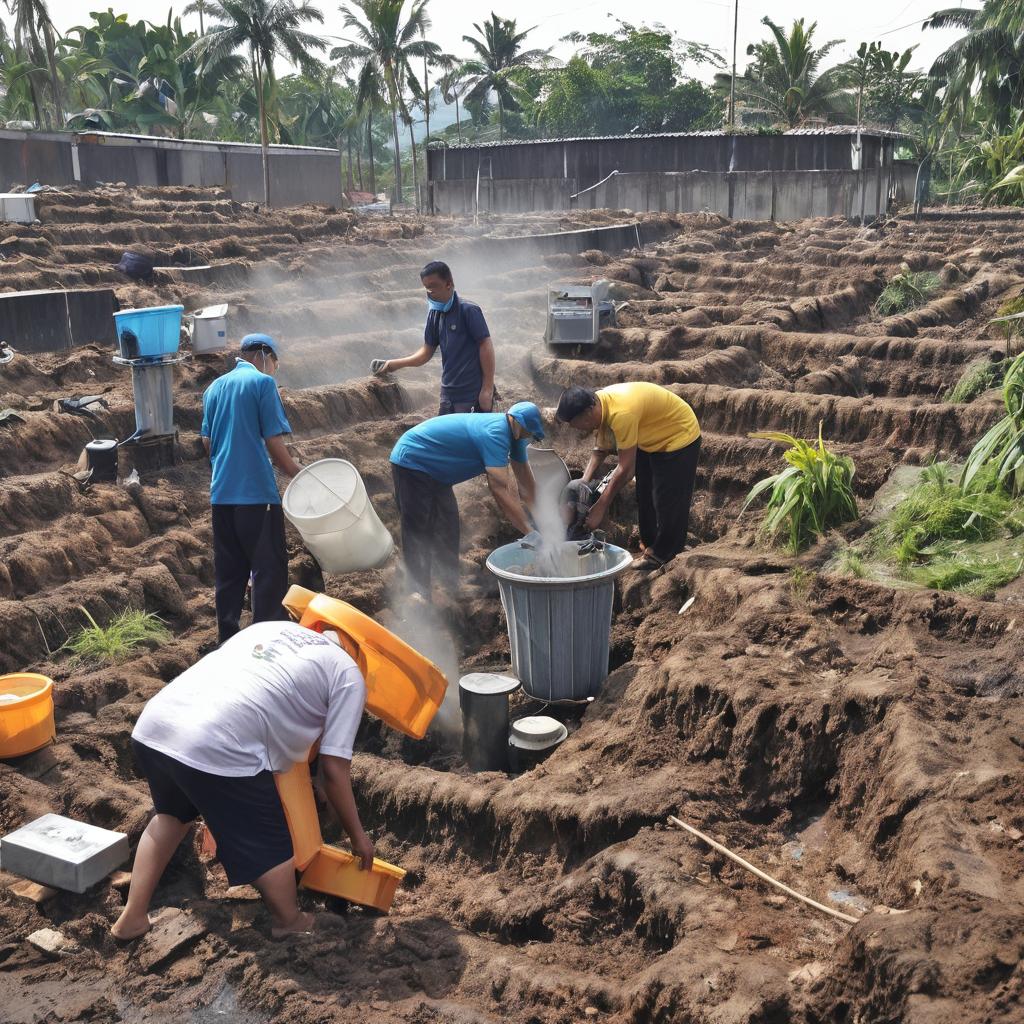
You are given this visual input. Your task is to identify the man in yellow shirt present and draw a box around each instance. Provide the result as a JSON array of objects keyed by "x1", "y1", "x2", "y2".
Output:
[{"x1": 556, "y1": 383, "x2": 701, "y2": 570}]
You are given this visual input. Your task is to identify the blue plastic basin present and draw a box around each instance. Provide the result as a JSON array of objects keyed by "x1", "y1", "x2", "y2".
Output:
[{"x1": 113, "y1": 305, "x2": 183, "y2": 359}]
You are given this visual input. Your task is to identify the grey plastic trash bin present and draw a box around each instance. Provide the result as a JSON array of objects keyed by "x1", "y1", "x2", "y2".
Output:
[{"x1": 486, "y1": 539, "x2": 632, "y2": 701}]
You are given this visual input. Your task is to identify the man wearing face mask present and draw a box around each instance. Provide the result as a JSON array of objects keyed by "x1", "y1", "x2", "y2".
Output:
[
  {"x1": 371, "y1": 261, "x2": 496, "y2": 415},
  {"x1": 201, "y1": 334, "x2": 302, "y2": 643}
]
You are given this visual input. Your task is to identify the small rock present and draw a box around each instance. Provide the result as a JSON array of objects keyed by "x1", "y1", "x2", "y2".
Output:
[
  {"x1": 789, "y1": 961, "x2": 826, "y2": 987},
  {"x1": 27, "y1": 928, "x2": 77, "y2": 957},
  {"x1": 765, "y1": 895, "x2": 788, "y2": 907},
  {"x1": 137, "y1": 908, "x2": 206, "y2": 971},
  {"x1": 371, "y1": 1001, "x2": 389, "y2": 1012},
  {"x1": 714, "y1": 931, "x2": 738, "y2": 951},
  {"x1": 9, "y1": 880, "x2": 58, "y2": 904},
  {"x1": 225, "y1": 885, "x2": 260, "y2": 900},
  {"x1": 584, "y1": 1008, "x2": 599, "y2": 1017}
]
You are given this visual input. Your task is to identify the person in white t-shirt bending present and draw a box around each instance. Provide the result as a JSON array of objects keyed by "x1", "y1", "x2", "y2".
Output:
[{"x1": 111, "y1": 620, "x2": 373, "y2": 941}]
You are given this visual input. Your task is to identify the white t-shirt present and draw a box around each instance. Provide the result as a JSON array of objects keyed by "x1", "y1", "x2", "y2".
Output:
[{"x1": 133, "y1": 621, "x2": 367, "y2": 776}]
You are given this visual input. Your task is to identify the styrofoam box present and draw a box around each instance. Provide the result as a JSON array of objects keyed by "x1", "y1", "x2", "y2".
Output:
[
  {"x1": 0, "y1": 813, "x2": 129, "y2": 893},
  {"x1": 0, "y1": 194, "x2": 36, "y2": 224}
]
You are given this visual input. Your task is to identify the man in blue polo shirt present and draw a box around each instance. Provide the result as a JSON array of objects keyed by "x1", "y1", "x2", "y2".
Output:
[
  {"x1": 371, "y1": 261, "x2": 496, "y2": 415},
  {"x1": 389, "y1": 402, "x2": 543, "y2": 594},
  {"x1": 201, "y1": 334, "x2": 302, "y2": 643}
]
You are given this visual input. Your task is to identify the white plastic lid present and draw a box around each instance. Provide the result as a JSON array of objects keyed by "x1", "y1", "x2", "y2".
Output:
[
  {"x1": 509, "y1": 715, "x2": 568, "y2": 750},
  {"x1": 459, "y1": 673, "x2": 521, "y2": 696},
  {"x1": 195, "y1": 303, "x2": 228, "y2": 319},
  {"x1": 86, "y1": 439, "x2": 117, "y2": 450}
]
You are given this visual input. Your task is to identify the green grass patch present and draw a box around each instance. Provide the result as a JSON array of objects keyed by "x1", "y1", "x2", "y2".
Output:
[
  {"x1": 943, "y1": 360, "x2": 1004, "y2": 404},
  {"x1": 744, "y1": 426, "x2": 858, "y2": 553},
  {"x1": 65, "y1": 607, "x2": 170, "y2": 664},
  {"x1": 874, "y1": 270, "x2": 942, "y2": 316},
  {"x1": 908, "y1": 553, "x2": 1024, "y2": 597}
]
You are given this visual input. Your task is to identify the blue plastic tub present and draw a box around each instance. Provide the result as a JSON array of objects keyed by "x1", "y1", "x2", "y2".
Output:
[{"x1": 113, "y1": 305, "x2": 183, "y2": 359}]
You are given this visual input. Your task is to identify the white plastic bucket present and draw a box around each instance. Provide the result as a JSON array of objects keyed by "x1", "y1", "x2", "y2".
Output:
[
  {"x1": 283, "y1": 459, "x2": 394, "y2": 573},
  {"x1": 189, "y1": 304, "x2": 228, "y2": 354}
]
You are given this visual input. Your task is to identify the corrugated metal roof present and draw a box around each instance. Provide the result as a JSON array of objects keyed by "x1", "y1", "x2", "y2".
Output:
[{"x1": 428, "y1": 125, "x2": 907, "y2": 150}]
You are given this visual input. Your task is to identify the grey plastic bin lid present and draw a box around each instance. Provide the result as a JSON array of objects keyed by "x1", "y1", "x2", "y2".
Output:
[{"x1": 459, "y1": 673, "x2": 521, "y2": 696}]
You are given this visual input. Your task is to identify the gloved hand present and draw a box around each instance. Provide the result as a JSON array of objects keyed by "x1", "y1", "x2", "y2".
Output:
[
  {"x1": 578, "y1": 530, "x2": 607, "y2": 556},
  {"x1": 370, "y1": 358, "x2": 390, "y2": 376}
]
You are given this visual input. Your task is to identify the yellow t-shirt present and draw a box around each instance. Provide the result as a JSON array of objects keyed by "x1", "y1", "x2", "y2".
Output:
[{"x1": 596, "y1": 383, "x2": 700, "y2": 453}]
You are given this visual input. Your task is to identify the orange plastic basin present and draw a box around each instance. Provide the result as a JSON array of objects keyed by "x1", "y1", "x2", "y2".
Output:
[
  {"x1": 299, "y1": 845, "x2": 406, "y2": 913},
  {"x1": 0, "y1": 673, "x2": 55, "y2": 758},
  {"x1": 283, "y1": 585, "x2": 447, "y2": 739}
]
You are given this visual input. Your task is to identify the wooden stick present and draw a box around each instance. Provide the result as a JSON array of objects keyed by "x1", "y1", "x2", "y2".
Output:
[{"x1": 667, "y1": 815, "x2": 861, "y2": 926}]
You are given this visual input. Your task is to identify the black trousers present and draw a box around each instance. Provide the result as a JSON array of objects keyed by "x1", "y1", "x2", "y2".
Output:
[
  {"x1": 391, "y1": 464, "x2": 460, "y2": 595},
  {"x1": 212, "y1": 503, "x2": 288, "y2": 643},
  {"x1": 635, "y1": 436, "x2": 701, "y2": 564}
]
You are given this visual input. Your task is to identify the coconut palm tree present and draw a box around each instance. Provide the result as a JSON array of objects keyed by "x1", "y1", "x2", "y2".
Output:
[
  {"x1": 719, "y1": 16, "x2": 849, "y2": 128},
  {"x1": 348, "y1": 53, "x2": 386, "y2": 195},
  {"x1": 334, "y1": 0, "x2": 435, "y2": 205},
  {"x1": 436, "y1": 52, "x2": 467, "y2": 143},
  {"x1": 461, "y1": 13, "x2": 551, "y2": 140},
  {"x1": 925, "y1": 2, "x2": 1024, "y2": 130},
  {"x1": 8, "y1": 0, "x2": 63, "y2": 127},
  {"x1": 184, "y1": 0, "x2": 326, "y2": 206},
  {"x1": 184, "y1": 0, "x2": 219, "y2": 36}
]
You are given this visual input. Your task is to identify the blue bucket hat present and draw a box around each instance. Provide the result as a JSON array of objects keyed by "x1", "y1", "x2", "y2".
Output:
[
  {"x1": 240, "y1": 333, "x2": 279, "y2": 358},
  {"x1": 508, "y1": 401, "x2": 545, "y2": 441}
]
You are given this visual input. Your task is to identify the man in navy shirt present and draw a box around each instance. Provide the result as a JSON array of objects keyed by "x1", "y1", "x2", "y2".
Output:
[
  {"x1": 371, "y1": 261, "x2": 496, "y2": 415},
  {"x1": 201, "y1": 334, "x2": 302, "y2": 643},
  {"x1": 389, "y1": 402, "x2": 544, "y2": 594}
]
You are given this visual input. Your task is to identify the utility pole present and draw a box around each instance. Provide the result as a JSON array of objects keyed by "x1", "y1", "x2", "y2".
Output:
[{"x1": 729, "y1": 0, "x2": 739, "y2": 127}]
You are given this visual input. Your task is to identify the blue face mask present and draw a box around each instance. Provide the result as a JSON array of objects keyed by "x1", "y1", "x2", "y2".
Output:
[{"x1": 427, "y1": 292, "x2": 455, "y2": 313}]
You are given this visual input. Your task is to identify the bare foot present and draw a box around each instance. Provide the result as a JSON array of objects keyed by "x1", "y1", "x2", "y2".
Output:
[
  {"x1": 271, "y1": 911, "x2": 315, "y2": 940},
  {"x1": 111, "y1": 911, "x2": 152, "y2": 941}
]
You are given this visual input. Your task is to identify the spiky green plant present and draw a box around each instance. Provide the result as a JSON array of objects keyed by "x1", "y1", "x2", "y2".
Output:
[
  {"x1": 943, "y1": 359, "x2": 1004, "y2": 404},
  {"x1": 744, "y1": 425, "x2": 858, "y2": 553},
  {"x1": 874, "y1": 270, "x2": 941, "y2": 316},
  {"x1": 961, "y1": 351, "x2": 1024, "y2": 495},
  {"x1": 991, "y1": 294, "x2": 1024, "y2": 357},
  {"x1": 65, "y1": 607, "x2": 170, "y2": 664},
  {"x1": 837, "y1": 546, "x2": 866, "y2": 577}
]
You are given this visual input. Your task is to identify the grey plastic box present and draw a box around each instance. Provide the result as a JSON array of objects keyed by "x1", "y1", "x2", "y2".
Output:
[
  {"x1": 486, "y1": 540, "x2": 631, "y2": 701},
  {"x1": 0, "y1": 813, "x2": 129, "y2": 893}
]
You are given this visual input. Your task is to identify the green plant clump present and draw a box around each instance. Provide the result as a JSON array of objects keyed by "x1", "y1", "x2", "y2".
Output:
[
  {"x1": 943, "y1": 359, "x2": 1004, "y2": 404},
  {"x1": 65, "y1": 607, "x2": 170, "y2": 664},
  {"x1": 993, "y1": 294, "x2": 1024, "y2": 355},
  {"x1": 744, "y1": 425, "x2": 858, "y2": 553},
  {"x1": 874, "y1": 270, "x2": 942, "y2": 316},
  {"x1": 874, "y1": 463, "x2": 1024, "y2": 565},
  {"x1": 909, "y1": 553, "x2": 1024, "y2": 597}
]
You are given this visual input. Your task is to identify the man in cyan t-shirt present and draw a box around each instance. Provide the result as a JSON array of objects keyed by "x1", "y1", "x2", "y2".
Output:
[
  {"x1": 370, "y1": 261, "x2": 496, "y2": 415},
  {"x1": 389, "y1": 402, "x2": 544, "y2": 594},
  {"x1": 112, "y1": 621, "x2": 372, "y2": 942},
  {"x1": 201, "y1": 334, "x2": 302, "y2": 643}
]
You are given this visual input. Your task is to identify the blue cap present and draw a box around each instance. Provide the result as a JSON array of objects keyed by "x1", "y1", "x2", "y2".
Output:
[
  {"x1": 240, "y1": 333, "x2": 279, "y2": 358},
  {"x1": 508, "y1": 401, "x2": 545, "y2": 441}
]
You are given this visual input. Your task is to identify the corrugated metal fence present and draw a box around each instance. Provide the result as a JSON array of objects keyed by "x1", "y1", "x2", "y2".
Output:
[{"x1": 0, "y1": 129, "x2": 342, "y2": 207}]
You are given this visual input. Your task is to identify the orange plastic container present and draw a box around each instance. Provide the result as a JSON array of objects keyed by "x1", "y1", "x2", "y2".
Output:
[
  {"x1": 0, "y1": 673, "x2": 55, "y2": 758},
  {"x1": 283, "y1": 585, "x2": 447, "y2": 739},
  {"x1": 274, "y1": 751, "x2": 406, "y2": 912},
  {"x1": 300, "y1": 846, "x2": 406, "y2": 912}
]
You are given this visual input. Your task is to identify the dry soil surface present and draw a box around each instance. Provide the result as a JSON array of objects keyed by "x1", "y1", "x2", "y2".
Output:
[{"x1": 0, "y1": 188, "x2": 1023, "y2": 1024}]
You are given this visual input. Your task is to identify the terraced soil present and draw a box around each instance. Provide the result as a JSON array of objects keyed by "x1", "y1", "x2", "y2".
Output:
[{"x1": 1, "y1": 190, "x2": 1023, "y2": 1024}]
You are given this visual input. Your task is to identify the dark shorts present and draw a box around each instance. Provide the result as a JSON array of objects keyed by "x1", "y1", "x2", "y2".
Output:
[{"x1": 132, "y1": 739, "x2": 294, "y2": 887}]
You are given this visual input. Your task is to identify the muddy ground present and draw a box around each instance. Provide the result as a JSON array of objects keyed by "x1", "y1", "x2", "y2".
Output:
[{"x1": 1, "y1": 187, "x2": 1023, "y2": 1023}]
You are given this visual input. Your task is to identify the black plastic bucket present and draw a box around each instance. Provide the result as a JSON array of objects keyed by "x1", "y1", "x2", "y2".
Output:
[{"x1": 85, "y1": 438, "x2": 118, "y2": 482}]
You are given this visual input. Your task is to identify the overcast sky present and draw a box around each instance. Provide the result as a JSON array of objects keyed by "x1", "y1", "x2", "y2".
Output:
[{"x1": 41, "y1": 0, "x2": 961, "y2": 79}]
